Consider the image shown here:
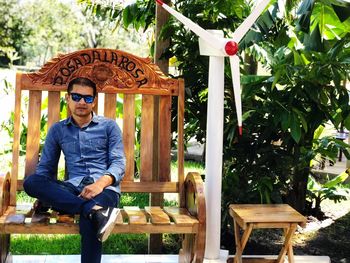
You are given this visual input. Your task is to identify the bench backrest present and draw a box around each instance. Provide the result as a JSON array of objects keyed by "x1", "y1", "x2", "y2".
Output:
[{"x1": 10, "y1": 48, "x2": 184, "y2": 207}]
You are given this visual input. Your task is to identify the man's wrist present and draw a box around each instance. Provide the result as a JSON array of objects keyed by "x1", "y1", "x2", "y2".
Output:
[{"x1": 104, "y1": 173, "x2": 115, "y2": 185}]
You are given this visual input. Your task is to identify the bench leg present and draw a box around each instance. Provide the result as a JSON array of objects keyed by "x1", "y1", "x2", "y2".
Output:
[
  {"x1": 179, "y1": 234, "x2": 195, "y2": 263},
  {"x1": 179, "y1": 231, "x2": 205, "y2": 263},
  {"x1": 193, "y1": 229, "x2": 205, "y2": 263},
  {"x1": 0, "y1": 234, "x2": 10, "y2": 263}
]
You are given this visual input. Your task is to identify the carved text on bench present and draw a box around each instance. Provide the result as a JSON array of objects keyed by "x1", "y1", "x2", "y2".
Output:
[{"x1": 53, "y1": 49, "x2": 148, "y2": 88}]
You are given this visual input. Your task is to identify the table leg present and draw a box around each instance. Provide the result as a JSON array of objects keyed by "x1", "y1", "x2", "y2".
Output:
[
  {"x1": 276, "y1": 224, "x2": 297, "y2": 263},
  {"x1": 234, "y1": 222, "x2": 253, "y2": 263},
  {"x1": 283, "y1": 228, "x2": 295, "y2": 263}
]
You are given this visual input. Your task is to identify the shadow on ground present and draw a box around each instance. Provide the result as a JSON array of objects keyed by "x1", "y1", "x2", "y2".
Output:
[{"x1": 293, "y1": 212, "x2": 350, "y2": 263}]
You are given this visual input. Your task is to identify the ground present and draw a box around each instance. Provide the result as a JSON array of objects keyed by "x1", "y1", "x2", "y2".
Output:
[{"x1": 238, "y1": 199, "x2": 350, "y2": 263}]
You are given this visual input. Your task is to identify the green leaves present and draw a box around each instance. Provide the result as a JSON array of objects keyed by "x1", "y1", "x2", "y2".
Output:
[
  {"x1": 282, "y1": 108, "x2": 309, "y2": 143},
  {"x1": 324, "y1": 170, "x2": 349, "y2": 188},
  {"x1": 123, "y1": 5, "x2": 135, "y2": 28},
  {"x1": 307, "y1": 170, "x2": 350, "y2": 212},
  {"x1": 122, "y1": 1, "x2": 155, "y2": 31},
  {"x1": 290, "y1": 112, "x2": 301, "y2": 142},
  {"x1": 296, "y1": 0, "x2": 315, "y2": 33},
  {"x1": 297, "y1": 0, "x2": 350, "y2": 52},
  {"x1": 0, "y1": 0, "x2": 30, "y2": 65}
]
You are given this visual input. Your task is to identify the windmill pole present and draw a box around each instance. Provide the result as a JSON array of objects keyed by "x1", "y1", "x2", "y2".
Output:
[{"x1": 199, "y1": 30, "x2": 229, "y2": 262}]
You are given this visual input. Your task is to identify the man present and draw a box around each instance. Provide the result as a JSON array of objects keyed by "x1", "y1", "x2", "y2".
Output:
[{"x1": 23, "y1": 77, "x2": 125, "y2": 263}]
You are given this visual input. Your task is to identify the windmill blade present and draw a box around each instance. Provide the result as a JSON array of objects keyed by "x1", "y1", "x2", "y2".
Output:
[
  {"x1": 156, "y1": 0, "x2": 224, "y2": 50},
  {"x1": 231, "y1": 0, "x2": 271, "y2": 42},
  {"x1": 229, "y1": 55, "x2": 243, "y2": 135}
]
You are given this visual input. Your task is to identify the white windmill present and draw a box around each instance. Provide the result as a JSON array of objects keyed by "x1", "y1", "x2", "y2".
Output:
[{"x1": 156, "y1": 0, "x2": 271, "y2": 261}]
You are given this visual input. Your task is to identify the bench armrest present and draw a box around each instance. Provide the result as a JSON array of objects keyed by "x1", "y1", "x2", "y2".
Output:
[
  {"x1": 184, "y1": 172, "x2": 206, "y2": 223},
  {"x1": 183, "y1": 172, "x2": 206, "y2": 261},
  {"x1": 0, "y1": 172, "x2": 11, "y2": 216}
]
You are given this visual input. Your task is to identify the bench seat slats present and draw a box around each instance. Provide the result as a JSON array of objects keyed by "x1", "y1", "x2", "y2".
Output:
[
  {"x1": 164, "y1": 207, "x2": 198, "y2": 226},
  {"x1": 0, "y1": 206, "x2": 198, "y2": 231},
  {"x1": 31, "y1": 212, "x2": 50, "y2": 224},
  {"x1": 5, "y1": 214, "x2": 25, "y2": 225},
  {"x1": 111, "y1": 224, "x2": 198, "y2": 234},
  {"x1": 115, "y1": 209, "x2": 124, "y2": 225},
  {"x1": 56, "y1": 214, "x2": 75, "y2": 224},
  {"x1": 144, "y1": 206, "x2": 171, "y2": 225},
  {"x1": 0, "y1": 206, "x2": 16, "y2": 225},
  {"x1": 123, "y1": 206, "x2": 148, "y2": 225}
]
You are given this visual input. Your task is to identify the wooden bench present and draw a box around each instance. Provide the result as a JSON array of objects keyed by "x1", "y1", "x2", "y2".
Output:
[{"x1": 0, "y1": 48, "x2": 206, "y2": 263}]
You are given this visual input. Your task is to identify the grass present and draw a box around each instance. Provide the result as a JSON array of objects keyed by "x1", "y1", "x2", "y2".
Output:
[
  {"x1": 11, "y1": 234, "x2": 148, "y2": 255},
  {"x1": 9, "y1": 161, "x2": 204, "y2": 255},
  {"x1": 11, "y1": 233, "x2": 181, "y2": 255}
]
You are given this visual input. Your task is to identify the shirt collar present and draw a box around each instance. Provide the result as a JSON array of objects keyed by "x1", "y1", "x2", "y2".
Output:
[
  {"x1": 64, "y1": 112, "x2": 99, "y2": 126},
  {"x1": 91, "y1": 112, "x2": 99, "y2": 123}
]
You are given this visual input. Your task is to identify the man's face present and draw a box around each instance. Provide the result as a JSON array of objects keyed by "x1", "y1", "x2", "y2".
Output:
[{"x1": 65, "y1": 84, "x2": 96, "y2": 118}]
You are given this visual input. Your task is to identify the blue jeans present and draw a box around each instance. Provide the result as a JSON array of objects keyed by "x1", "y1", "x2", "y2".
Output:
[{"x1": 23, "y1": 174, "x2": 120, "y2": 263}]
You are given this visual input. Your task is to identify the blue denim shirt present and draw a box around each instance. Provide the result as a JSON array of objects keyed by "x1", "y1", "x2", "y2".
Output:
[{"x1": 35, "y1": 113, "x2": 126, "y2": 194}]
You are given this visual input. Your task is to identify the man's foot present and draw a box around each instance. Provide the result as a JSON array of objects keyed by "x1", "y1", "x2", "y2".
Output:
[
  {"x1": 89, "y1": 207, "x2": 119, "y2": 242},
  {"x1": 33, "y1": 200, "x2": 51, "y2": 214}
]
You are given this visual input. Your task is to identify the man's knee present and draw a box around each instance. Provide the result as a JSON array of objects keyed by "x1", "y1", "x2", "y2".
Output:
[
  {"x1": 23, "y1": 174, "x2": 42, "y2": 196},
  {"x1": 23, "y1": 174, "x2": 32, "y2": 192}
]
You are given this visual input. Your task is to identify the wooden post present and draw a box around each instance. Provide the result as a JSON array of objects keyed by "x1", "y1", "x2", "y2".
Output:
[{"x1": 148, "y1": 0, "x2": 171, "y2": 254}]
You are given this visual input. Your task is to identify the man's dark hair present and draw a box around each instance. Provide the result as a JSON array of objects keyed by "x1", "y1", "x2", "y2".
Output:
[{"x1": 67, "y1": 77, "x2": 97, "y2": 97}]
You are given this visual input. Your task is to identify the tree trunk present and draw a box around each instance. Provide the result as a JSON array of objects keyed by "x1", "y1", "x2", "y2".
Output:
[
  {"x1": 244, "y1": 53, "x2": 257, "y2": 75},
  {"x1": 285, "y1": 140, "x2": 313, "y2": 214},
  {"x1": 285, "y1": 168, "x2": 309, "y2": 213}
]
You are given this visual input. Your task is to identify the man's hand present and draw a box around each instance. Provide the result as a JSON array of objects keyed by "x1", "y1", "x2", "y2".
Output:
[
  {"x1": 79, "y1": 182, "x2": 104, "y2": 200},
  {"x1": 79, "y1": 174, "x2": 114, "y2": 200}
]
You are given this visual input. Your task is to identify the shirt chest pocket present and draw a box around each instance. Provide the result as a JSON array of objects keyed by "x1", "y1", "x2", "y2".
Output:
[
  {"x1": 87, "y1": 138, "x2": 107, "y2": 152},
  {"x1": 61, "y1": 141, "x2": 79, "y2": 155}
]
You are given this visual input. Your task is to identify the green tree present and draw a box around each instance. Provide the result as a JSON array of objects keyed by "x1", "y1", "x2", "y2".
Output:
[
  {"x1": 80, "y1": 6, "x2": 150, "y2": 56},
  {"x1": 19, "y1": 0, "x2": 86, "y2": 66},
  {"x1": 0, "y1": 0, "x2": 30, "y2": 66},
  {"x1": 12, "y1": 0, "x2": 149, "y2": 66}
]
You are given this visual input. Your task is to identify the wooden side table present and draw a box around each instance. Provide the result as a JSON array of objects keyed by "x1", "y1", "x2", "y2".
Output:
[{"x1": 229, "y1": 204, "x2": 306, "y2": 263}]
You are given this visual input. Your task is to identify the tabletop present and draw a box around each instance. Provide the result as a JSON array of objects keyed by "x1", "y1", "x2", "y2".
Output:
[{"x1": 229, "y1": 204, "x2": 306, "y2": 225}]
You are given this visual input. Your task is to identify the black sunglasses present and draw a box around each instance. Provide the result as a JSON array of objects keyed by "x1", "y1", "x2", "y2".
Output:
[{"x1": 70, "y1": 93, "x2": 95, "y2": 104}]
